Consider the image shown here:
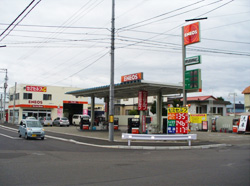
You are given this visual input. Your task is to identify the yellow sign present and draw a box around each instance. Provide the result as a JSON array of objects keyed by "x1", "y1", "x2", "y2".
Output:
[
  {"x1": 167, "y1": 107, "x2": 188, "y2": 113},
  {"x1": 190, "y1": 114, "x2": 207, "y2": 124},
  {"x1": 109, "y1": 115, "x2": 114, "y2": 123}
]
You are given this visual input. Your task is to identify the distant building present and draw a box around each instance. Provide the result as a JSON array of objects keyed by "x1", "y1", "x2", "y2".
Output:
[
  {"x1": 8, "y1": 84, "x2": 88, "y2": 124},
  {"x1": 183, "y1": 95, "x2": 230, "y2": 116},
  {"x1": 226, "y1": 103, "x2": 245, "y2": 116},
  {"x1": 242, "y1": 86, "x2": 250, "y2": 112},
  {"x1": 115, "y1": 95, "x2": 230, "y2": 116}
]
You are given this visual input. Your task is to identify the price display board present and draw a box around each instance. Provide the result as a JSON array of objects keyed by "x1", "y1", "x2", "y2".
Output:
[{"x1": 167, "y1": 107, "x2": 189, "y2": 134}]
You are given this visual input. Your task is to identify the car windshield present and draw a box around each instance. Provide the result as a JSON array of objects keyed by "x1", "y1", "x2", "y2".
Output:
[
  {"x1": 61, "y1": 117, "x2": 68, "y2": 120},
  {"x1": 26, "y1": 121, "x2": 42, "y2": 127},
  {"x1": 73, "y1": 116, "x2": 79, "y2": 119}
]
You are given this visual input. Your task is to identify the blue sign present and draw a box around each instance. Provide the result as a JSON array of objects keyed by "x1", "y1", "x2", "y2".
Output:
[{"x1": 168, "y1": 126, "x2": 176, "y2": 134}]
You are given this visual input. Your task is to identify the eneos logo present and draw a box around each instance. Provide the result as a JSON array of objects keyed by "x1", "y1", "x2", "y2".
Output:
[
  {"x1": 121, "y1": 72, "x2": 143, "y2": 83},
  {"x1": 184, "y1": 22, "x2": 200, "y2": 46}
]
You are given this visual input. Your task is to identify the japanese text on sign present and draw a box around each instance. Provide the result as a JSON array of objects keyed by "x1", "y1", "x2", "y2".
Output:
[
  {"x1": 138, "y1": 90, "x2": 148, "y2": 111},
  {"x1": 167, "y1": 107, "x2": 188, "y2": 113},
  {"x1": 167, "y1": 107, "x2": 189, "y2": 134},
  {"x1": 26, "y1": 86, "x2": 47, "y2": 92}
]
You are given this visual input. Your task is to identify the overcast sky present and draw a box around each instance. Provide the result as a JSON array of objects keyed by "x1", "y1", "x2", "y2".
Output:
[{"x1": 0, "y1": 0, "x2": 249, "y2": 104}]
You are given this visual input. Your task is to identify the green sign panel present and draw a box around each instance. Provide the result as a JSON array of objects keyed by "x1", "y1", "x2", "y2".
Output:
[
  {"x1": 185, "y1": 69, "x2": 202, "y2": 90},
  {"x1": 185, "y1": 55, "x2": 201, "y2": 66},
  {"x1": 167, "y1": 120, "x2": 176, "y2": 127}
]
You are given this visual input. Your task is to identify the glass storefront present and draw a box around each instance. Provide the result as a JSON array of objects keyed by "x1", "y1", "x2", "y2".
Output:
[{"x1": 22, "y1": 109, "x2": 52, "y2": 120}]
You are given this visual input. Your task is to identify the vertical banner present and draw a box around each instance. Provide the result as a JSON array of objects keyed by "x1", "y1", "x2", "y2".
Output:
[
  {"x1": 57, "y1": 107, "x2": 63, "y2": 117},
  {"x1": 138, "y1": 91, "x2": 148, "y2": 111},
  {"x1": 83, "y1": 109, "x2": 88, "y2": 115},
  {"x1": 238, "y1": 115, "x2": 249, "y2": 132}
]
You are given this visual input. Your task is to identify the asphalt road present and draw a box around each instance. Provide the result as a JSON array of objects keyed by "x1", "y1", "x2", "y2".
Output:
[{"x1": 0, "y1": 126, "x2": 249, "y2": 186}]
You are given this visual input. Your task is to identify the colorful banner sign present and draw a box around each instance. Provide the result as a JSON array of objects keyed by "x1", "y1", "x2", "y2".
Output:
[
  {"x1": 26, "y1": 86, "x2": 47, "y2": 92},
  {"x1": 184, "y1": 22, "x2": 200, "y2": 46},
  {"x1": 121, "y1": 72, "x2": 143, "y2": 83},
  {"x1": 138, "y1": 90, "x2": 148, "y2": 111},
  {"x1": 167, "y1": 107, "x2": 188, "y2": 134}
]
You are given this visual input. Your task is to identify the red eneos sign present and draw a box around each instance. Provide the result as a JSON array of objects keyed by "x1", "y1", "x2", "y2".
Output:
[
  {"x1": 121, "y1": 72, "x2": 143, "y2": 83},
  {"x1": 138, "y1": 90, "x2": 148, "y2": 111},
  {"x1": 184, "y1": 22, "x2": 200, "y2": 46}
]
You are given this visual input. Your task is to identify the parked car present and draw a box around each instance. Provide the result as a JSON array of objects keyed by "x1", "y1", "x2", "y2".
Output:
[
  {"x1": 39, "y1": 117, "x2": 53, "y2": 126},
  {"x1": 52, "y1": 117, "x2": 70, "y2": 127},
  {"x1": 26, "y1": 116, "x2": 37, "y2": 120},
  {"x1": 18, "y1": 119, "x2": 45, "y2": 140},
  {"x1": 72, "y1": 114, "x2": 90, "y2": 126}
]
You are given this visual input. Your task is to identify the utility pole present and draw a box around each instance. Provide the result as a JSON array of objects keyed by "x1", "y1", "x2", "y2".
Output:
[
  {"x1": 0, "y1": 69, "x2": 8, "y2": 123},
  {"x1": 13, "y1": 82, "x2": 17, "y2": 124},
  {"x1": 229, "y1": 93, "x2": 237, "y2": 117},
  {"x1": 182, "y1": 27, "x2": 187, "y2": 106},
  {"x1": 109, "y1": 0, "x2": 115, "y2": 141}
]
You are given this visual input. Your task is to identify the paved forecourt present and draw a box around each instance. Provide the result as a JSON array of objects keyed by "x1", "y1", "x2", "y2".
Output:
[{"x1": 1, "y1": 123, "x2": 250, "y2": 150}]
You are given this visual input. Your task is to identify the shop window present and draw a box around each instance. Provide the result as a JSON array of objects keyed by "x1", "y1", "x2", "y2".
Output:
[
  {"x1": 23, "y1": 93, "x2": 32, "y2": 99},
  {"x1": 125, "y1": 110, "x2": 131, "y2": 115},
  {"x1": 10, "y1": 93, "x2": 19, "y2": 101},
  {"x1": 15, "y1": 93, "x2": 19, "y2": 100},
  {"x1": 196, "y1": 106, "x2": 202, "y2": 113},
  {"x1": 43, "y1": 94, "x2": 52, "y2": 100}
]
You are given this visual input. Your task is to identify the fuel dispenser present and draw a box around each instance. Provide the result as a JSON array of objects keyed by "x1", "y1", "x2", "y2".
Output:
[
  {"x1": 128, "y1": 118, "x2": 140, "y2": 134},
  {"x1": 80, "y1": 116, "x2": 90, "y2": 130}
]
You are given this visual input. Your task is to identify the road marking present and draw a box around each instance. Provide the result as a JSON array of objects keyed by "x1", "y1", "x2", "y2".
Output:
[{"x1": 0, "y1": 133, "x2": 21, "y2": 139}]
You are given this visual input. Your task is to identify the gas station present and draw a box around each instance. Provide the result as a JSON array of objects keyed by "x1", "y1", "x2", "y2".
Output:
[{"x1": 66, "y1": 73, "x2": 183, "y2": 134}]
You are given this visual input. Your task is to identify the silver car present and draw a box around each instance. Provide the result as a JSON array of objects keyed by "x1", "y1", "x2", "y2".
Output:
[
  {"x1": 18, "y1": 119, "x2": 45, "y2": 140},
  {"x1": 39, "y1": 117, "x2": 53, "y2": 126},
  {"x1": 52, "y1": 117, "x2": 70, "y2": 127}
]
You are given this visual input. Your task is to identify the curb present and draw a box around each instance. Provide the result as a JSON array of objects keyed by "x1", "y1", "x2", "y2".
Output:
[{"x1": 0, "y1": 125, "x2": 232, "y2": 150}]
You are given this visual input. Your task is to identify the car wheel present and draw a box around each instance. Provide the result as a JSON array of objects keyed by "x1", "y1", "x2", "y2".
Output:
[
  {"x1": 41, "y1": 137, "x2": 44, "y2": 140},
  {"x1": 67, "y1": 125, "x2": 69, "y2": 127},
  {"x1": 25, "y1": 133, "x2": 29, "y2": 140}
]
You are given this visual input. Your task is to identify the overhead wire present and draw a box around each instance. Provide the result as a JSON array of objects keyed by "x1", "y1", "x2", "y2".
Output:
[
  {"x1": 0, "y1": 0, "x2": 36, "y2": 39},
  {"x1": 0, "y1": 0, "x2": 41, "y2": 42},
  {"x1": 48, "y1": 50, "x2": 109, "y2": 86}
]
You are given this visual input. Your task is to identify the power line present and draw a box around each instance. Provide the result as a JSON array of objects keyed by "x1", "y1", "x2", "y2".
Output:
[
  {"x1": 117, "y1": 0, "x2": 205, "y2": 31},
  {"x1": 49, "y1": 51, "x2": 109, "y2": 86},
  {"x1": 0, "y1": 0, "x2": 36, "y2": 39},
  {"x1": 117, "y1": 0, "x2": 221, "y2": 32},
  {"x1": 0, "y1": 0, "x2": 41, "y2": 42}
]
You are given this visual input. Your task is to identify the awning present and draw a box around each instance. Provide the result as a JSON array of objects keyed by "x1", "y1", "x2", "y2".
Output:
[{"x1": 66, "y1": 80, "x2": 183, "y2": 99}]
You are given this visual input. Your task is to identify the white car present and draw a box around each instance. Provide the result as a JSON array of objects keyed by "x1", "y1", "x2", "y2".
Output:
[{"x1": 72, "y1": 114, "x2": 90, "y2": 126}]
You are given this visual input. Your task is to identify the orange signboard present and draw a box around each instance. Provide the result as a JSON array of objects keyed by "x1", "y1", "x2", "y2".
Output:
[
  {"x1": 184, "y1": 22, "x2": 200, "y2": 46},
  {"x1": 121, "y1": 72, "x2": 143, "y2": 83}
]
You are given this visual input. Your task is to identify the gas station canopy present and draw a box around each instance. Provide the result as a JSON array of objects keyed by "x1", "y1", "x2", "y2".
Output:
[{"x1": 66, "y1": 80, "x2": 183, "y2": 99}]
